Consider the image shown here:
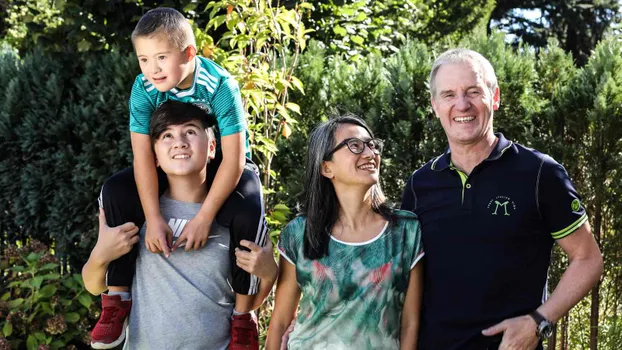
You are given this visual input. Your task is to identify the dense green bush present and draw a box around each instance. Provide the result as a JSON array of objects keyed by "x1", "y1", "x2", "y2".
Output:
[
  {"x1": 0, "y1": 240, "x2": 99, "y2": 349},
  {"x1": 0, "y1": 51, "x2": 136, "y2": 269},
  {"x1": 275, "y1": 32, "x2": 553, "y2": 205}
]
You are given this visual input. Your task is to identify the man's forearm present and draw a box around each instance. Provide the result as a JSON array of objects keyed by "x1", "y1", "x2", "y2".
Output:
[
  {"x1": 251, "y1": 268, "x2": 278, "y2": 310},
  {"x1": 82, "y1": 249, "x2": 110, "y2": 296},
  {"x1": 538, "y1": 255, "x2": 603, "y2": 322}
]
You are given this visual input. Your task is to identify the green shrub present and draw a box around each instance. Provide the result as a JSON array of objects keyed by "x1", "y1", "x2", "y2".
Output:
[
  {"x1": 0, "y1": 240, "x2": 99, "y2": 349},
  {"x1": 0, "y1": 51, "x2": 136, "y2": 269}
]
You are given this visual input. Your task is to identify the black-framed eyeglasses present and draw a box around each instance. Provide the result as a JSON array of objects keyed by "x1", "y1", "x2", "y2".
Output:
[{"x1": 323, "y1": 137, "x2": 384, "y2": 160}]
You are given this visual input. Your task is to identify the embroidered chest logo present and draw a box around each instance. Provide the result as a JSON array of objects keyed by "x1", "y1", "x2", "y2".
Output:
[{"x1": 487, "y1": 196, "x2": 516, "y2": 216}]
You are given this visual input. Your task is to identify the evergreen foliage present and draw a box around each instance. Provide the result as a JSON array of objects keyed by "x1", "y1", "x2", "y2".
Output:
[{"x1": 0, "y1": 51, "x2": 137, "y2": 269}]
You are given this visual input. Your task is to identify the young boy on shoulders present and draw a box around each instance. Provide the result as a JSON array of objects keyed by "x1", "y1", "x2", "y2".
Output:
[
  {"x1": 87, "y1": 7, "x2": 268, "y2": 349},
  {"x1": 83, "y1": 101, "x2": 277, "y2": 349}
]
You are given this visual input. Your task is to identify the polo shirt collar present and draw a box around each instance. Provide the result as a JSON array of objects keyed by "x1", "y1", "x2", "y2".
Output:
[{"x1": 431, "y1": 133, "x2": 514, "y2": 172}]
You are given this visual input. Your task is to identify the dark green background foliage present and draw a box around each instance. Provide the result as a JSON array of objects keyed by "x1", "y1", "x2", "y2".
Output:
[
  {"x1": 1, "y1": 0, "x2": 622, "y2": 348},
  {"x1": 0, "y1": 51, "x2": 136, "y2": 269}
]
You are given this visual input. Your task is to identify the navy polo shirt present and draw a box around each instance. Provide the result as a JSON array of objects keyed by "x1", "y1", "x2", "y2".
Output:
[{"x1": 401, "y1": 133, "x2": 587, "y2": 350}]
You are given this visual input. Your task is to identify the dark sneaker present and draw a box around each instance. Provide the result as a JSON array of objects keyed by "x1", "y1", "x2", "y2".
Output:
[
  {"x1": 229, "y1": 312, "x2": 259, "y2": 350},
  {"x1": 90, "y1": 294, "x2": 131, "y2": 349}
]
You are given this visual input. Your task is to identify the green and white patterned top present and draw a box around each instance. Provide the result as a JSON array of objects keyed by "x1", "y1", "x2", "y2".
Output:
[{"x1": 277, "y1": 210, "x2": 424, "y2": 350}]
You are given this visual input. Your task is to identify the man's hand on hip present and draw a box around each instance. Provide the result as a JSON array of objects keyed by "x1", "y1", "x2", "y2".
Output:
[{"x1": 482, "y1": 315, "x2": 539, "y2": 350}]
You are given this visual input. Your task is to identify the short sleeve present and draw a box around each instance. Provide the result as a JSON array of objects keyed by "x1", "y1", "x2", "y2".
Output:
[
  {"x1": 404, "y1": 216, "x2": 424, "y2": 269},
  {"x1": 277, "y1": 217, "x2": 305, "y2": 266},
  {"x1": 129, "y1": 76, "x2": 156, "y2": 135},
  {"x1": 211, "y1": 77, "x2": 246, "y2": 137},
  {"x1": 538, "y1": 156, "x2": 588, "y2": 240}
]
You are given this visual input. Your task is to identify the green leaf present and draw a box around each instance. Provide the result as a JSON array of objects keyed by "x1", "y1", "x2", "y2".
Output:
[
  {"x1": 285, "y1": 102, "x2": 301, "y2": 115},
  {"x1": 27, "y1": 335, "x2": 38, "y2": 350},
  {"x1": 37, "y1": 285, "x2": 57, "y2": 299},
  {"x1": 8, "y1": 298, "x2": 24, "y2": 309},
  {"x1": 1, "y1": 292, "x2": 9, "y2": 301},
  {"x1": 78, "y1": 292, "x2": 92, "y2": 309},
  {"x1": 63, "y1": 312, "x2": 80, "y2": 323},
  {"x1": 25, "y1": 252, "x2": 39, "y2": 263},
  {"x1": 41, "y1": 273, "x2": 60, "y2": 281},
  {"x1": 333, "y1": 25, "x2": 347, "y2": 36},
  {"x1": 183, "y1": 2, "x2": 197, "y2": 12},
  {"x1": 270, "y1": 211, "x2": 287, "y2": 222},
  {"x1": 32, "y1": 276, "x2": 44, "y2": 290},
  {"x1": 3, "y1": 321, "x2": 12, "y2": 337},
  {"x1": 50, "y1": 340, "x2": 66, "y2": 349},
  {"x1": 273, "y1": 204, "x2": 290, "y2": 211},
  {"x1": 39, "y1": 263, "x2": 59, "y2": 272},
  {"x1": 290, "y1": 76, "x2": 304, "y2": 94},
  {"x1": 41, "y1": 302, "x2": 54, "y2": 315},
  {"x1": 72, "y1": 274, "x2": 84, "y2": 287},
  {"x1": 34, "y1": 331, "x2": 46, "y2": 341},
  {"x1": 351, "y1": 35, "x2": 365, "y2": 45},
  {"x1": 10, "y1": 265, "x2": 26, "y2": 272},
  {"x1": 208, "y1": 15, "x2": 227, "y2": 30}
]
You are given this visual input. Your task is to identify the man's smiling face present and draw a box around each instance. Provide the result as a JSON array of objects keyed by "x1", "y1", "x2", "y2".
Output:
[{"x1": 431, "y1": 62, "x2": 500, "y2": 147}]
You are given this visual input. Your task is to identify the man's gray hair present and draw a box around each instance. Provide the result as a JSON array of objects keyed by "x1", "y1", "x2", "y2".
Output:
[{"x1": 429, "y1": 48, "x2": 498, "y2": 98}]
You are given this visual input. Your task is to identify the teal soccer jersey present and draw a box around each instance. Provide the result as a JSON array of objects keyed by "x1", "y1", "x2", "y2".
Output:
[{"x1": 129, "y1": 56, "x2": 250, "y2": 157}]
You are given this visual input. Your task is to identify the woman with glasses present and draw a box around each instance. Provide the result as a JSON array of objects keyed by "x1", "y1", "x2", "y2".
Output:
[{"x1": 266, "y1": 115, "x2": 424, "y2": 350}]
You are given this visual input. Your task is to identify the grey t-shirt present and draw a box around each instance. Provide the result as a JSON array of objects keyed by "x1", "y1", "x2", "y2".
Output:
[{"x1": 125, "y1": 195, "x2": 234, "y2": 349}]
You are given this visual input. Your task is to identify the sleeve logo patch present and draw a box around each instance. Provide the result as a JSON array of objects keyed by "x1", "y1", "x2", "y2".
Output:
[{"x1": 571, "y1": 199, "x2": 581, "y2": 212}]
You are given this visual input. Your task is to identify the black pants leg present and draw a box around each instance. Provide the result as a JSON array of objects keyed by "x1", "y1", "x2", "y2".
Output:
[
  {"x1": 207, "y1": 153, "x2": 268, "y2": 296},
  {"x1": 101, "y1": 167, "x2": 167, "y2": 287}
]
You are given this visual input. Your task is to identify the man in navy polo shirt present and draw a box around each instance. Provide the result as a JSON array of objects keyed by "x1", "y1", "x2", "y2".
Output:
[{"x1": 401, "y1": 48, "x2": 603, "y2": 350}]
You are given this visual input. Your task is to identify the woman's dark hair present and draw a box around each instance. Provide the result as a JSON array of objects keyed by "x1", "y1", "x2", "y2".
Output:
[{"x1": 302, "y1": 114, "x2": 394, "y2": 260}]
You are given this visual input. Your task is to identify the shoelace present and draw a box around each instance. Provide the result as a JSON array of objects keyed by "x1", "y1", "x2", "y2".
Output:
[{"x1": 99, "y1": 306, "x2": 119, "y2": 325}]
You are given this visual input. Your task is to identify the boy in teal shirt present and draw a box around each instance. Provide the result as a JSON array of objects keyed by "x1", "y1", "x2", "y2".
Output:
[{"x1": 89, "y1": 7, "x2": 267, "y2": 349}]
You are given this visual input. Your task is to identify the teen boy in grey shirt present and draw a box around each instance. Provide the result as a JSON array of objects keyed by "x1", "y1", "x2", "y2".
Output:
[{"x1": 82, "y1": 101, "x2": 277, "y2": 349}]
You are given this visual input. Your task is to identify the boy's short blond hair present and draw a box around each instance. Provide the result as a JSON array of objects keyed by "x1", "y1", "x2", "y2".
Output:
[{"x1": 131, "y1": 7, "x2": 196, "y2": 51}]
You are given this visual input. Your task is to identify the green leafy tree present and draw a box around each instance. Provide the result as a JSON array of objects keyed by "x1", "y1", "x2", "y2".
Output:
[
  {"x1": 547, "y1": 36, "x2": 622, "y2": 350},
  {"x1": 196, "y1": 0, "x2": 311, "y2": 229},
  {"x1": 490, "y1": 0, "x2": 622, "y2": 66}
]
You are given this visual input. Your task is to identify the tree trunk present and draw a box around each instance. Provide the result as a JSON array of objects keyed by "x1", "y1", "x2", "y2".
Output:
[
  {"x1": 561, "y1": 314, "x2": 569, "y2": 350},
  {"x1": 589, "y1": 200, "x2": 603, "y2": 350},
  {"x1": 547, "y1": 323, "x2": 557, "y2": 350}
]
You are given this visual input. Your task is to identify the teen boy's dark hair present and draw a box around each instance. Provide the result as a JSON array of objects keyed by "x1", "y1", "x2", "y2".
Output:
[{"x1": 150, "y1": 100, "x2": 217, "y2": 144}]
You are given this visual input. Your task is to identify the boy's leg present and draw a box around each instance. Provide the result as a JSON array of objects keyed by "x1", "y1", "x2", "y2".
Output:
[
  {"x1": 91, "y1": 167, "x2": 167, "y2": 349},
  {"x1": 212, "y1": 158, "x2": 267, "y2": 350}
]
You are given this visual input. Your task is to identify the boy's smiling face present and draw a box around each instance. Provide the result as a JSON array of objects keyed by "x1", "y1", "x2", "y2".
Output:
[{"x1": 134, "y1": 33, "x2": 196, "y2": 92}]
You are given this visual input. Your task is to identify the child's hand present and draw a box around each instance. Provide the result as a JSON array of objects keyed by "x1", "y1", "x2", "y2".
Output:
[
  {"x1": 235, "y1": 239, "x2": 278, "y2": 281},
  {"x1": 145, "y1": 215, "x2": 173, "y2": 257},
  {"x1": 92, "y1": 208, "x2": 140, "y2": 263},
  {"x1": 172, "y1": 215, "x2": 211, "y2": 252}
]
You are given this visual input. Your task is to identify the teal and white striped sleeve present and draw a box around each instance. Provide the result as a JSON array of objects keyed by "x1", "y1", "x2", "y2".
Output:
[
  {"x1": 129, "y1": 76, "x2": 156, "y2": 135},
  {"x1": 211, "y1": 76, "x2": 246, "y2": 137}
]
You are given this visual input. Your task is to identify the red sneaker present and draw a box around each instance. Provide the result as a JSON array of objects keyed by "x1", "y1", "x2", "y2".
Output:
[
  {"x1": 90, "y1": 294, "x2": 131, "y2": 349},
  {"x1": 229, "y1": 312, "x2": 259, "y2": 350}
]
